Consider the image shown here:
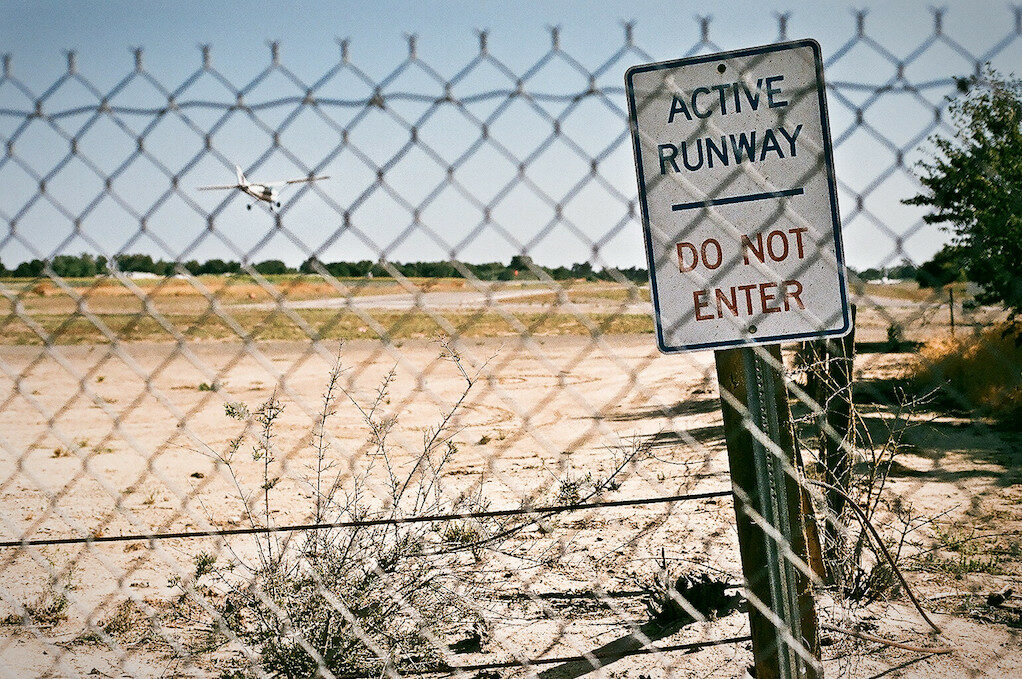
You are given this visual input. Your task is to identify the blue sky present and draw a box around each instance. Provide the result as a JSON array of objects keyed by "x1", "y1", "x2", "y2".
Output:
[
  {"x1": 5, "y1": 1, "x2": 1009, "y2": 84},
  {"x1": 2, "y1": 1, "x2": 1020, "y2": 271}
]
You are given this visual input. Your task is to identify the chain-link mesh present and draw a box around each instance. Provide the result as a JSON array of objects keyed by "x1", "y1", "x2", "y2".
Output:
[{"x1": 1, "y1": 10, "x2": 1020, "y2": 679}]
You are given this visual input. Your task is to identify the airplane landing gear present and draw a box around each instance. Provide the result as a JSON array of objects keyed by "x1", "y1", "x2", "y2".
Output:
[
  {"x1": 246, "y1": 204, "x2": 252, "y2": 210},
  {"x1": 276, "y1": 202, "x2": 282, "y2": 208}
]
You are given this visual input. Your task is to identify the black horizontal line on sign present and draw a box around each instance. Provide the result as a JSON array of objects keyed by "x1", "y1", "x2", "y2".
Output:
[{"x1": 672, "y1": 187, "x2": 804, "y2": 211}]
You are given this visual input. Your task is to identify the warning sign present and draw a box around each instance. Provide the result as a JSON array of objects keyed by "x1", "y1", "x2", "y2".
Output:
[{"x1": 625, "y1": 39, "x2": 851, "y2": 353}]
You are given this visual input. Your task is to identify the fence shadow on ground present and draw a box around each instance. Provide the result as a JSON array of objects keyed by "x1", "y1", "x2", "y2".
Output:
[
  {"x1": 631, "y1": 427, "x2": 726, "y2": 451},
  {"x1": 537, "y1": 596, "x2": 745, "y2": 679},
  {"x1": 853, "y1": 412, "x2": 1022, "y2": 489},
  {"x1": 601, "y1": 397, "x2": 721, "y2": 422}
]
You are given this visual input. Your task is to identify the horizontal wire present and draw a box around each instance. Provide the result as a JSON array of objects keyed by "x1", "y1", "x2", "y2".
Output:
[
  {"x1": 0, "y1": 75, "x2": 942, "y2": 121},
  {"x1": 0, "y1": 489, "x2": 733, "y2": 549},
  {"x1": 0, "y1": 77, "x2": 960, "y2": 122}
]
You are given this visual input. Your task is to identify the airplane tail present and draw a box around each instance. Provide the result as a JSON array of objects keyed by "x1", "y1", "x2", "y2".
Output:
[{"x1": 235, "y1": 165, "x2": 247, "y2": 186}]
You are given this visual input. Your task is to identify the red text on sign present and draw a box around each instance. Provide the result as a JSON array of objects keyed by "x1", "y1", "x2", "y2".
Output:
[
  {"x1": 693, "y1": 279, "x2": 805, "y2": 321},
  {"x1": 675, "y1": 227, "x2": 810, "y2": 273},
  {"x1": 741, "y1": 227, "x2": 808, "y2": 264}
]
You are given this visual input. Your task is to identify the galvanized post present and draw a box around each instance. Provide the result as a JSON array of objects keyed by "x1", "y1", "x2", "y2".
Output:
[{"x1": 715, "y1": 345, "x2": 822, "y2": 679}]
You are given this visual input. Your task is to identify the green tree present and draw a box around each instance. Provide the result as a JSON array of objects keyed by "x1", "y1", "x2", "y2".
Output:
[
  {"x1": 13, "y1": 259, "x2": 44, "y2": 277},
  {"x1": 905, "y1": 68, "x2": 1022, "y2": 325},
  {"x1": 570, "y1": 261, "x2": 595, "y2": 280},
  {"x1": 299, "y1": 257, "x2": 322, "y2": 274},
  {"x1": 114, "y1": 253, "x2": 156, "y2": 273},
  {"x1": 548, "y1": 265, "x2": 572, "y2": 280},
  {"x1": 253, "y1": 259, "x2": 291, "y2": 275},
  {"x1": 886, "y1": 260, "x2": 917, "y2": 281},
  {"x1": 915, "y1": 245, "x2": 967, "y2": 289},
  {"x1": 325, "y1": 261, "x2": 351, "y2": 277},
  {"x1": 197, "y1": 258, "x2": 238, "y2": 275}
]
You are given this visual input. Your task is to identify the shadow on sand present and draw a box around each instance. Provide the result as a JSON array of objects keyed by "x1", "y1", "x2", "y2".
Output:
[
  {"x1": 795, "y1": 374, "x2": 1020, "y2": 487},
  {"x1": 600, "y1": 397, "x2": 720, "y2": 422},
  {"x1": 536, "y1": 597, "x2": 743, "y2": 679}
]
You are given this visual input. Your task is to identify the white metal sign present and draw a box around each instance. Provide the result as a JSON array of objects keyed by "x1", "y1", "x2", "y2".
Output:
[{"x1": 626, "y1": 39, "x2": 851, "y2": 353}]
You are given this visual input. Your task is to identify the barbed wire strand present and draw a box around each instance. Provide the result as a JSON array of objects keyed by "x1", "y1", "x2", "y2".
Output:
[{"x1": 0, "y1": 489, "x2": 733, "y2": 548}]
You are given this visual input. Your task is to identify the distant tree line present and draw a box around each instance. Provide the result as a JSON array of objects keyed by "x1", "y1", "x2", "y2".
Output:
[
  {"x1": 850, "y1": 260, "x2": 918, "y2": 283},
  {"x1": 300, "y1": 255, "x2": 648, "y2": 282},
  {"x1": 0, "y1": 252, "x2": 649, "y2": 283},
  {"x1": 0, "y1": 253, "x2": 247, "y2": 278},
  {"x1": 851, "y1": 245, "x2": 968, "y2": 290},
  {"x1": 2, "y1": 250, "x2": 972, "y2": 289}
]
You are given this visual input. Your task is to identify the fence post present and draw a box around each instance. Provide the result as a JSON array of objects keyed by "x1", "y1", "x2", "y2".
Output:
[
  {"x1": 715, "y1": 345, "x2": 822, "y2": 679},
  {"x1": 797, "y1": 339, "x2": 829, "y2": 581},
  {"x1": 818, "y1": 305, "x2": 856, "y2": 569},
  {"x1": 795, "y1": 437, "x2": 828, "y2": 583}
]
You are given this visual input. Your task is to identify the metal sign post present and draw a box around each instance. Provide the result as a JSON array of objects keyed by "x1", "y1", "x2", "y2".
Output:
[
  {"x1": 625, "y1": 40, "x2": 848, "y2": 679},
  {"x1": 716, "y1": 345, "x2": 822, "y2": 679}
]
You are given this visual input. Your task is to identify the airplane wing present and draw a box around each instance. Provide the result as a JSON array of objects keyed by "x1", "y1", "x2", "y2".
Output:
[
  {"x1": 197, "y1": 184, "x2": 243, "y2": 191},
  {"x1": 260, "y1": 175, "x2": 330, "y2": 187},
  {"x1": 286, "y1": 175, "x2": 329, "y2": 185}
]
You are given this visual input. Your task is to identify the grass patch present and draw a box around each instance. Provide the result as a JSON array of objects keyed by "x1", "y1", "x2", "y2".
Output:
[
  {"x1": 854, "y1": 324, "x2": 1022, "y2": 424},
  {"x1": 1, "y1": 570, "x2": 75, "y2": 628},
  {"x1": 851, "y1": 280, "x2": 971, "y2": 303},
  {"x1": 510, "y1": 286, "x2": 651, "y2": 306},
  {"x1": 909, "y1": 524, "x2": 1019, "y2": 578},
  {"x1": 1, "y1": 594, "x2": 69, "y2": 627},
  {"x1": 0, "y1": 309, "x2": 654, "y2": 345},
  {"x1": 0, "y1": 275, "x2": 458, "y2": 317},
  {"x1": 912, "y1": 552, "x2": 1006, "y2": 577}
]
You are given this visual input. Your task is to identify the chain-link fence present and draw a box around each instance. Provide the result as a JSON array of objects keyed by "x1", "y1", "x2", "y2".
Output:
[{"x1": 1, "y1": 9, "x2": 1020, "y2": 679}]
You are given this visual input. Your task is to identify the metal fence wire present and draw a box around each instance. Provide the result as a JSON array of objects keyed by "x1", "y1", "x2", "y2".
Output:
[{"x1": 1, "y1": 9, "x2": 1021, "y2": 679}]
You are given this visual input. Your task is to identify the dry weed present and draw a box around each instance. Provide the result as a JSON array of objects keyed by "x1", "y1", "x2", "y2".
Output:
[{"x1": 913, "y1": 325, "x2": 1022, "y2": 424}]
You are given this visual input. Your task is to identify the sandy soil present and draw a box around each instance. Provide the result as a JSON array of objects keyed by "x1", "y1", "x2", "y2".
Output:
[{"x1": 0, "y1": 332, "x2": 1018, "y2": 677}]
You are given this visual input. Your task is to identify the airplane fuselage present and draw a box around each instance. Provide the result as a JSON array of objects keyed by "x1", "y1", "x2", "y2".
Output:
[
  {"x1": 198, "y1": 165, "x2": 326, "y2": 210},
  {"x1": 242, "y1": 184, "x2": 278, "y2": 203}
]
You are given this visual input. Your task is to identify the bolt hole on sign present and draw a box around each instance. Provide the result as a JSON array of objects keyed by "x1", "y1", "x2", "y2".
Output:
[{"x1": 626, "y1": 40, "x2": 851, "y2": 353}]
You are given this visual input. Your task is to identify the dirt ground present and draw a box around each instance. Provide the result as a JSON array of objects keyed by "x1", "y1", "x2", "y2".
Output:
[
  {"x1": 0, "y1": 278, "x2": 1018, "y2": 677},
  {"x1": 0, "y1": 328, "x2": 1018, "y2": 678}
]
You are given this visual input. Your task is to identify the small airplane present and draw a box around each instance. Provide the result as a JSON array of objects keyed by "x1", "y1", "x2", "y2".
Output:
[{"x1": 198, "y1": 165, "x2": 329, "y2": 210}]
